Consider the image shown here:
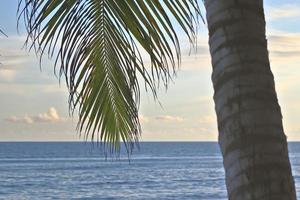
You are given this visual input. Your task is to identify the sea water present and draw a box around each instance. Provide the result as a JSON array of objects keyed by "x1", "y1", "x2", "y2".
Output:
[{"x1": 0, "y1": 142, "x2": 299, "y2": 199}]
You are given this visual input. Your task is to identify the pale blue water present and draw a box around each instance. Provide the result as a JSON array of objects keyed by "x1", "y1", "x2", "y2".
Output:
[{"x1": 0, "y1": 142, "x2": 299, "y2": 199}]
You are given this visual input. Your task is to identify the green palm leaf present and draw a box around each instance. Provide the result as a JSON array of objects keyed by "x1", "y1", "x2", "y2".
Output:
[{"x1": 18, "y1": 0, "x2": 200, "y2": 153}]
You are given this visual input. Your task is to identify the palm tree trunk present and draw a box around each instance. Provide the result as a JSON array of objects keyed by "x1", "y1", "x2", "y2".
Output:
[{"x1": 204, "y1": 0, "x2": 297, "y2": 199}]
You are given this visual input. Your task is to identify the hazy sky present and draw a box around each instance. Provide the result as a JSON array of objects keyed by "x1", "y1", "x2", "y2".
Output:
[{"x1": 0, "y1": 1, "x2": 299, "y2": 141}]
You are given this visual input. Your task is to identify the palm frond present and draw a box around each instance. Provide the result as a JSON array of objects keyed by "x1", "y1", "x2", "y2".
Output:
[
  {"x1": 0, "y1": 29, "x2": 8, "y2": 37},
  {"x1": 18, "y1": 0, "x2": 200, "y2": 153}
]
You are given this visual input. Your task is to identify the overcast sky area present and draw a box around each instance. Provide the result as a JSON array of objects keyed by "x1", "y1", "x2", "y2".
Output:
[{"x1": 0, "y1": 0, "x2": 299, "y2": 141}]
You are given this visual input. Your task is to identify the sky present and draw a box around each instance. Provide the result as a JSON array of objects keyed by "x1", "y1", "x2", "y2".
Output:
[{"x1": 0, "y1": 1, "x2": 299, "y2": 141}]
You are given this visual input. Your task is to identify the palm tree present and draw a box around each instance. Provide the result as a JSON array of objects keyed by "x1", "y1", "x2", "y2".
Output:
[
  {"x1": 204, "y1": 1, "x2": 296, "y2": 199},
  {"x1": 17, "y1": 0, "x2": 296, "y2": 199}
]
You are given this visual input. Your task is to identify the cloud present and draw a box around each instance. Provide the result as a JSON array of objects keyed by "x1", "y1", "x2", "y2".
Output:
[
  {"x1": 155, "y1": 115, "x2": 184, "y2": 122},
  {"x1": 33, "y1": 107, "x2": 64, "y2": 123},
  {"x1": 183, "y1": 127, "x2": 214, "y2": 135},
  {"x1": 139, "y1": 114, "x2": 150, "y2": 124},
  {"x1": 5, "y1": 115, "x2": 34, "y2": 124},
  {"x1": 267, "y1": 32, "x2": 300, "y2": 62},
  {"x1": 0, "y1": 36, "x2": 32, "y2": 68},
  {"x1": 271, "y1": 50, "x2": 300, "y2": 58},
  {"x1": 5, "y1": 107, "x2": 66, "y2": 124},
  {"x1": 266, "y1": 5, "x2": 300, "y2": 21},
  {"x1": 0, "y1": 69, "x2": 16, "y2": 82},
  {"x1": 198, "y1": 115, "x2": 215, "y2": 124}
]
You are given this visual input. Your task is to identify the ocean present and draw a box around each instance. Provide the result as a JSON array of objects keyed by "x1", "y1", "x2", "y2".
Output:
[{"x1": 0, "y1": 142, "x2": 299, "y2": 199}]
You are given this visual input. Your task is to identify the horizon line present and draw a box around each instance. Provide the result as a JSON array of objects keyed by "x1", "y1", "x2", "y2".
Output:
[{"x1": 1, "y1": 140, "x2": 300, "y2": 143}]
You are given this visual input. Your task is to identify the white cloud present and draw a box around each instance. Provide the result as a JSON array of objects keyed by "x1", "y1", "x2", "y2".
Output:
[
  {"x1": 6, "y1": 115, "x2": 34, "y2": 124},
  {"x1": 139, "y1": 114, "x2": 150, "y2": 124},
  {"x1": 266, "y1": 5, "x2": 300, "y2": 21},
  {"x1": 33, "y1": 107, "x2": 64, "y2": 123},
  {"x1": 0, "y1": 36, "x2": 33, "y2": 68},
  {"x1": 267, "y1": 32, "x2": 300, "y2": 62},
  {"x1": 0, "y1": 53, "x2": 31, "y2": 67},
  {"x1": 198, "y1": 115, "x2": 216, "y2": 124},
  {"x1": 5, "y1": 107, "x2": 66, "y2": 124},
  {"x1": 155, "y1": 115, "x2": 184, "y2": 122},
  {"x1": 183, "y1": 127, "x2": 213, "y2": 134},
  {"x1": 0, "y1": 69, "x2": 16, "y2": 82}
]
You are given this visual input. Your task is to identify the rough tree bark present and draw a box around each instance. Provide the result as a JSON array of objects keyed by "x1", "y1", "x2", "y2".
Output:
[{"x1": 204, "y1": 0, "x2": 297, "y2": 199}]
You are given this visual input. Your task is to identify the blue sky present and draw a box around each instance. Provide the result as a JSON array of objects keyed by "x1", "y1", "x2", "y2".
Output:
[{"x1": 0, "y1": 1, "x2": 300, "y2": 141}]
